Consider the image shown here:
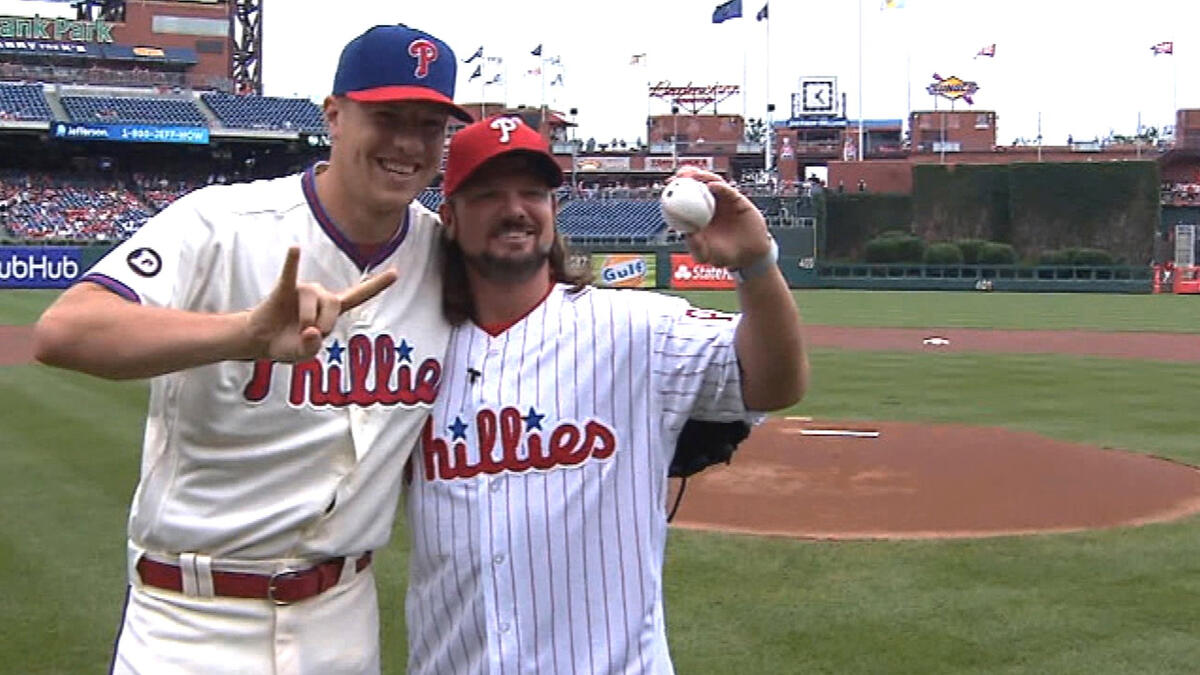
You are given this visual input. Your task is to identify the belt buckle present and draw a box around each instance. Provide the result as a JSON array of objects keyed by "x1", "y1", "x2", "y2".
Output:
[{"x1": 267, "y1": 568, "x2": 304, "y2": 605}]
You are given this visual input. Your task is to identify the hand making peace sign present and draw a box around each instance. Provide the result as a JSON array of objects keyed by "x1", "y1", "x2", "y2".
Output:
[{"x1": 245, "y1": 247, "x2": 398, "y2": 361}]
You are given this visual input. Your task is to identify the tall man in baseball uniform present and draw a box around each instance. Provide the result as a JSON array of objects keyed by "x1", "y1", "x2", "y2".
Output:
[
  {"x1": 33, "y1": 24, "x2": 472, "y2": 675},
  {"x1": 404, "y1": 116, "x2": 809, "y2": 673}
]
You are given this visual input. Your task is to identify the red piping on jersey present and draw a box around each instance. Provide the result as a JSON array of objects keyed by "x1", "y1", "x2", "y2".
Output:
[
  {"x1": 477, "y1": 279, "x2": 555, "y2": 337},
  {"x1": 301, "y1": 165, "x2": 410, "y2": 272}
]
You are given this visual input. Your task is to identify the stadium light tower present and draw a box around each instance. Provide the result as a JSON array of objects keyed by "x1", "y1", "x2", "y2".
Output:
[{"x1": 231, "y1": 0, "x2": 263, "y2": 95}]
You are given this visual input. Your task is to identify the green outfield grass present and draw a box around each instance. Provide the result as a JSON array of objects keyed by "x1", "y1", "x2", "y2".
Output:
[
  {"x1": 671, "y1": 289, "x2": 1200, "y2": 333},
  {"x1": 7, "y1": 288, "x2": 1200, "y2": 333},
  {"x1": 0, "y1": 289, "x2": 61, "y2": 326},
  {"x1": 4, "y1": 288, "x2": 1200, "y2": 673}
]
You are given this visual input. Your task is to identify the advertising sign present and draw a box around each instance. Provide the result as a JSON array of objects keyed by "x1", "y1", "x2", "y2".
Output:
[
  {"x1": 575, "y1": 156, "x2": 631, "y2": 172},
  {"x1": 668, "y1": 253, "x2": 735, "y2": 290},
  {"x1": 0, "y1": 15, "x2": 115, "y2": 43},
  {"x1": 926, "y1": 74, "x2": 979, "y2": 104},
  {"x1": 592, "y1": 253, "x2": 656, "y2": 288},
  {"x1": 51, "y1": 122, "x2": 210, "y2": 145},
  {"x1": 0, "y1": 246, "x2": 84, "y2": 288},
  {"x1": 646, "y1": 156, "x2": 713, "y2": 172}
]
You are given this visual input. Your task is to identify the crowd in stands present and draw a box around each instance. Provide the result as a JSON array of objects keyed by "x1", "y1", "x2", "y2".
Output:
[
  {"x1": 131, "y1": 173, "x2": 209, "y2": 212},
  {"x1": 0, "y1": 171, "x2": 151, "y2": 242},
  {"x1": 1162, "y1": 181, "x2": 1200, "y2": 206},
  {"x1": 2, "y1": 170, "x2": 815, "y2": 244}
]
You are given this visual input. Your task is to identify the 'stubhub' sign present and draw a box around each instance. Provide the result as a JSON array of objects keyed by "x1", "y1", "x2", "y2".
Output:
[{"x1": 0, "y1": 247, "x2": 83, "y2": 288}]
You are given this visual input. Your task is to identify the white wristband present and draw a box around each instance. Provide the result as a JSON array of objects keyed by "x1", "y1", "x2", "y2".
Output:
[{"x1": 731, "y1": 238, "x2": 779, "y2": 285}]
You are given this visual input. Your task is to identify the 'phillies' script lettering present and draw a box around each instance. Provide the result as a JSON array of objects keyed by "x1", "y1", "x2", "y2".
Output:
[
  {"x1": 243, "y1": 334, "x2": 440, "y2": 407},
  {"x1": 423, "y1": 407, "x2": 617, "y2": 479}
]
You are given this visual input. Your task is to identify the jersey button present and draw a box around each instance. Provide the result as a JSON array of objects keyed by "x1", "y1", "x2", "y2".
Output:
[
  {"x1": 490, "y1": 478, "x2": 503, "y2": 492},
  {"x1": 493, "y1": 553, "x2": 506, "y2": 566},
  {"x1": 499, "y1": 622, "x2": 511, "y2": 633}
]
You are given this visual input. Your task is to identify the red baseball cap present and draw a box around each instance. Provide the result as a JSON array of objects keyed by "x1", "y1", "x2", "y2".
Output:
[{"x1": 442, "y1": 115, "x2": 563, "y2": 196}]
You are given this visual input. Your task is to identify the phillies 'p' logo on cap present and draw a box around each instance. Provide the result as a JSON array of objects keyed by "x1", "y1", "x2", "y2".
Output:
[
  {"x1": 407, "y1": 38, "x2": 438, "y2": 78},
  {"x1": 489, "y1": 117, "x2": 520, "y2": 144},
  {"x1": 442, "y1": 115, "x2": 563, "y2": 196},
  {"x1": 332, "y1": 24, "x2": 472, "y2": 122}
]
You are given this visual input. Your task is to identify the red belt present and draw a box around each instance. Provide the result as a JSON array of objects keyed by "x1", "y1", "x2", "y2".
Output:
[{"x1": 136, "y1": 552, "x2": 372, "y2": 604}]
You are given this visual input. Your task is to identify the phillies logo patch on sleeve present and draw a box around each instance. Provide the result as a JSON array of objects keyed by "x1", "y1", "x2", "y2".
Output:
[
  {"x1": 126, "y1": 248, "x2": 162, "y2": 277},
  {"x1": 407, "y1": 39, "x2": 438, "y2": 78}
]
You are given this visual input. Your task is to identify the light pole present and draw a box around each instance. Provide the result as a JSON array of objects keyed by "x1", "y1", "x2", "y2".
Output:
[
  {"x1": 569, "y1": 107, "x2": 578, "y2": 192},
  {"x1": 671, "y1": 105, "x2": 679, "y2": 170}
]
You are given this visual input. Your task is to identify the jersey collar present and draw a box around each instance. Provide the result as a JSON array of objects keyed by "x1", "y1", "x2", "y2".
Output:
[
  {"x1": 477, "y1": 279, "x2": 557, "y2": 337},
  {"x1": 301, "y1": 163, "x2": 410, "y2": 272}
]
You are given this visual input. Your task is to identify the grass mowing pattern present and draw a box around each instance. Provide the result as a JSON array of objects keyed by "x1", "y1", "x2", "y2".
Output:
[
  {"x1": 4, "y1": 289, "x2": 1200, "y2": 672},
  {"x1": 6, "y1": 350, "x2": 1200, "y2": 673},
  {"x1": 670, "y1": 289, "x2": 1200, "y2": 333}
]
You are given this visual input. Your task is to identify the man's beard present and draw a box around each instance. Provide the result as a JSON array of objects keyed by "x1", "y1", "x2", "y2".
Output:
[{"x1": 462, "y1": 240, "x2": 552, "y2": 283}]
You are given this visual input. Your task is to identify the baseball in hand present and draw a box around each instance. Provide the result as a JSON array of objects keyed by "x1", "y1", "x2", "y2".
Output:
[{"x1": 660, "y1": 177, "x2": 715, "y2": 233}]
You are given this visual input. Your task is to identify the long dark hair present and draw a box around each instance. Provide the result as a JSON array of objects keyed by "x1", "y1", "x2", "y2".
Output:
[{"x1": 442, "y1": 232, "x2": 592, "y2": 326}]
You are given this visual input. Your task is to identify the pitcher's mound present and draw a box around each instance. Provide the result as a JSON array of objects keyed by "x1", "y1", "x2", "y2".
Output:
[{"x1": 669, "y1": 419, "x2": 1200, "y2": 540}]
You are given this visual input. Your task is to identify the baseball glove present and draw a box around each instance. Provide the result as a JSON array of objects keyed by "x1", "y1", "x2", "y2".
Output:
[{"x1": 669, "y1": 419, "x2": 751, "y2": 478}]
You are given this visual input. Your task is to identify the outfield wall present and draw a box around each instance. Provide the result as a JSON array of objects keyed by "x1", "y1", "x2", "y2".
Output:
[{"x1": 3, "y1": 244, "x2": 1152, "y2": 293}]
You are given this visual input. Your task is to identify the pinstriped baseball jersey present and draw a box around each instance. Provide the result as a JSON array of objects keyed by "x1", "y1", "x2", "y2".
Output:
[
  {"x1": 405, "y1": 283, "x2": 761, "y2": 675},
  {"x1": 80, "y1": 164, "x2": 450, "y2": 563}
]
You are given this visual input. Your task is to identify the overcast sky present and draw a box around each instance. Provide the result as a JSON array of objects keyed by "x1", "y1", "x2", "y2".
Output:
[{"x1": 4, "y1": 0, "x2": 1198, "y2": 146}]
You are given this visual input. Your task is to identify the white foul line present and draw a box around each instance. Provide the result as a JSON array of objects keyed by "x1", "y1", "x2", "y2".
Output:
[{"x1": 787, "y1": 429, "x2": 881, "y2": 438}]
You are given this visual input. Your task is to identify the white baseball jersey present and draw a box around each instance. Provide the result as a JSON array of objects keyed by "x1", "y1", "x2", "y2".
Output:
[
  {"x1": 405, "y1": 284, "x2": 761, "y2": 675},
  {"x1": 82, "y1": 164, "x2": 450, "y2": 564}
]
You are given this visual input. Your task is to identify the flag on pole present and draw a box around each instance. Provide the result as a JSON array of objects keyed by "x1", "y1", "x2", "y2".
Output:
[
  {"x1": 531, "y1": 44, "x2": 543, "y2": 56},
  {"x1": 527, "y1": 67, "x2": 542, "y2": 76},
  {"x1": 551, "y1": 73, "x2": 564, "y2": 86},
  {"x1": 463, "y1": 46, "x2": 483, "y2": 63},
  {"x1": 881, "y1": 0, "x2": 905, "y2": 9},
  {"x1": 486, "y1": 56, "x2": 503, "y2": 64},
  {"x1": 468, "y1": 65, "x2": 482, "y2": 80},
  {"x1": 712, "y1": 0, "x2": 742, "y2": 23},
  {"x1": 975, "y1": 43, "x2": 996, "y2": 58},
  {"x1": 1151, "y1": 41, "x2": 1174, "y2": 55},
  {"x1": 630, "y1": 53, "x2": 646, "y2": 65},
  {"x1": 487, "y1": 74, "x2": 502, "y2": 85},
  {"x1": 756, "y1": 2, "x2": 768, "y2": 21}
]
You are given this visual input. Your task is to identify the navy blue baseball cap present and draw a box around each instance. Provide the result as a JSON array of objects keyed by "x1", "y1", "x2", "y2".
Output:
[{"x1": 333, "y1": 24, "x2": 473, "y2": 122}]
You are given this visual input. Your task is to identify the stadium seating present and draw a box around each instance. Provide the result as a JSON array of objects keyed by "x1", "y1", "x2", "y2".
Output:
[
  {"x1": 0, "y1": 83, "x2": 53, "y2": 121},
  {"x1": 416, "y1": 189, "x2": 665, "y2": 241},
  {"x1": 557, "y1": 199, "x2": 666, "y2": 240},
  {"x1": 201, "y1": 93, "x2": 326, "y2": 133},
  {"x1": 416, "y1": 189, "x2": 443, "y2": 212},
  {"x1": 1, "y1": 172, "x2": 151, "y2": 241},
  {"x1": 60, "y1": 95, "x2": 207, "y2": 126}
]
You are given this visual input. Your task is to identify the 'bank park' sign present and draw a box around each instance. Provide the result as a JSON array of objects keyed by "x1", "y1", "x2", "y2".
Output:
[{"x1": 0, "y1": 14, "x2": 115, "y2": 43}]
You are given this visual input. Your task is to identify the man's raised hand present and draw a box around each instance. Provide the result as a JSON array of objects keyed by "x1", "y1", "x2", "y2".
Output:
[{"x1": 245, "y1": 247, "x2": 398, "y2": 361}]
